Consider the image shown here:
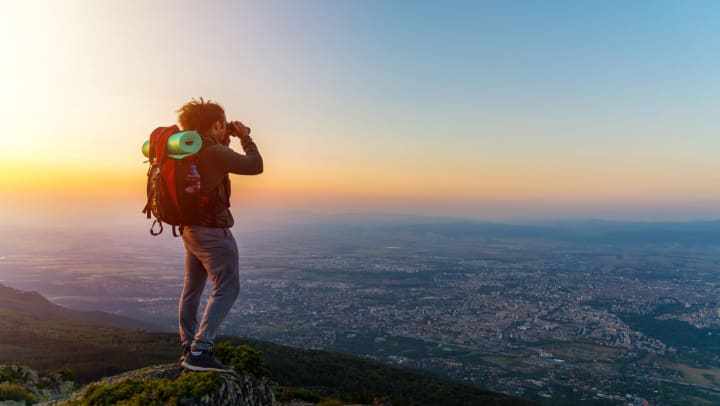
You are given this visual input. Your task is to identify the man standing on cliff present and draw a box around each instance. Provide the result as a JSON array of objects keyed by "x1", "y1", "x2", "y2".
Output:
[{"x1": 175, "y1": 98, "x2": 263, "y2": 372}]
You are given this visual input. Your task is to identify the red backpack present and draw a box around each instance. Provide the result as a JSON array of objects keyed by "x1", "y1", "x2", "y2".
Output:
[{"x1": 142, "y1": 125, "x2": 207, "y2": 236}]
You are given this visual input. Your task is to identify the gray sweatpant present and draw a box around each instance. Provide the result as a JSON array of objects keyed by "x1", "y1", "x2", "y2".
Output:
[{"x1": 179, "y1": 226, "x2": 240, "y2": 352}]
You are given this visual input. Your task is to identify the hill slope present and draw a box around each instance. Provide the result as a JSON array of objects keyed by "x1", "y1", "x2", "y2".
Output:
[
  {"x1": 0, "y1": 285, "x2": 535, "y2": 405},
  {"x1": 0, "y1": 283, "x2": 157, "y2": 331}
]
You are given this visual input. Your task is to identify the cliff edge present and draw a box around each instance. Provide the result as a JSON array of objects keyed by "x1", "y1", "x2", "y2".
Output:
[{"x1": 51, "y1": 363, "x2": 275, "y2": 406}]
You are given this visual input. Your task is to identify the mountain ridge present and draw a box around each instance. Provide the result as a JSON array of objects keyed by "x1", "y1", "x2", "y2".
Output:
[{"x1": 0, "y1": 283, "x2": 158, "y2": 331}]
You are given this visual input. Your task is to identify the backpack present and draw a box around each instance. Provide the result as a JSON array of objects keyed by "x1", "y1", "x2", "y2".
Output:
[{"x1": 142, "y1": 125, "x2": 207, "y2": 237}]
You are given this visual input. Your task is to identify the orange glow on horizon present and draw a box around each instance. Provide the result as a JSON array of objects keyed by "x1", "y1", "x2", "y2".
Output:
[{"x1": 2, "y1": 157, "x2": 717, "y2": 209}]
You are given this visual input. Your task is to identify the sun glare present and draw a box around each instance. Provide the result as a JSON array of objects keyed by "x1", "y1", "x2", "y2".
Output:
[{"x1": 0, "y1": 1, "x2": 75, "y2": 156}]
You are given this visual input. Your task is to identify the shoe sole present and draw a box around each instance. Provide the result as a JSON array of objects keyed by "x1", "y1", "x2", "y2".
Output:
[{"x1": 181, "y1": 361, "x2": 236, "y2": 374}]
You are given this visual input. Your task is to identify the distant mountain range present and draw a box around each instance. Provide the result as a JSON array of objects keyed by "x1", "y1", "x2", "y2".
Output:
[
  {"x1": 374, "y1": 219, "x2": 720, "y2": 245},
  {"x1": 248, "y1": 213, "x2": 720, "y2": 245},
  {"x1": 0, "y1": 283, "x2": 534, "y2": 405}
]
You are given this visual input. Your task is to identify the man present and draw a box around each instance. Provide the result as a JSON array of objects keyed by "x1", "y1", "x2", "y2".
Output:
[{"x1": 175, "y1": 98, "x2": 263, "y2": 372}]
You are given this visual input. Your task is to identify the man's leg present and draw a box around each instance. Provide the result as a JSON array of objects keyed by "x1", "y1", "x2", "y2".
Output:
[
  {"x1": 178, "y1": 242, "x2": 208, "y2": 348},
  {"x1": 182, "y1": 227, "x2": 240, "y2": 352}
]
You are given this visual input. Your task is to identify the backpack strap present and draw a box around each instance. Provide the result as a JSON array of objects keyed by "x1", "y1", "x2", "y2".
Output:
[{"x1": 150, "y1": 219, "x2": 164, "y2": 236}]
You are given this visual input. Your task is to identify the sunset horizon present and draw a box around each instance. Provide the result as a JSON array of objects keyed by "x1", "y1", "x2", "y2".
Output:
[{"x1": 2, "y1": 1, "x2": 719, "y2": 223}]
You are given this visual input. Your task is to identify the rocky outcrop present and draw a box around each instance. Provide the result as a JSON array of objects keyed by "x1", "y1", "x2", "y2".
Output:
[
  {"x1": 54, "y1": 364, "x2": 275, "y2": 406},
  {"x1": 0, "y1": 364, "x2": 74, "y2": 405}
]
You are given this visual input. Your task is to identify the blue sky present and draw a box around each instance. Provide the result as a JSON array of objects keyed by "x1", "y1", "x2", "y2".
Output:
[{"x1": 1, "y1": 0, "x2": 719, "y2": 222}]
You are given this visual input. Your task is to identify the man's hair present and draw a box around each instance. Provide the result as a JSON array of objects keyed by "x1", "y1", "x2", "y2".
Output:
[{"x1": 177, "y1": 98, "x2": 226, "y2": 134}]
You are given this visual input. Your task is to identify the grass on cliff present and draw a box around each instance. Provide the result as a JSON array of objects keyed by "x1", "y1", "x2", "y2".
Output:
[
  {"x1": 0, "y1": 382, "x2": 36, "y2": 403},
  {"x1": 67, "y1": 343, "x2": 259, "y2": 406},
  {"x1": 66, "y1": 343, "x2": 348, "y2": 406},
  {"x1": 67, "y1": 371, "x2": 221, "y2": 406},
  {"x1": 0, "y1": 363, "x2": 76, "y2": 403}
]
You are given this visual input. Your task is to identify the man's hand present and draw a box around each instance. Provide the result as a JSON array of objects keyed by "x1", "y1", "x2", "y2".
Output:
[{"x1": 227, "y1": 121, "x2": 251, "y2": 138}]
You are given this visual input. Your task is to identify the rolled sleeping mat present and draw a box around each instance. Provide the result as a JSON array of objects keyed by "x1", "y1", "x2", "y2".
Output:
[{"x1": 142, "y1": 130, "x2": 203, "y2": 159}]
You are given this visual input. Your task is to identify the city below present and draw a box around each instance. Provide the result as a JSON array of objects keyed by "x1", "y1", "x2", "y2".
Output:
[{"x1": 2, "y1": 218, "x2": 720, "y2": 405}]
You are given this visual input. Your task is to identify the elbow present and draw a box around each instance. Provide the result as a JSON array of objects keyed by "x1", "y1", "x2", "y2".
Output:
[{"x1": 254, "y1": 159, "x2": 263, "y2": 175}]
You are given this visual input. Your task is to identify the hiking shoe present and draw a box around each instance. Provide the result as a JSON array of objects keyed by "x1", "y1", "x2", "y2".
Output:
[
  {"x1": 181, "y1": 351, "x2": 235, "y2": 373},
  {"x1": 179, "y1": 345, "x2": 191, "y2": 364}
]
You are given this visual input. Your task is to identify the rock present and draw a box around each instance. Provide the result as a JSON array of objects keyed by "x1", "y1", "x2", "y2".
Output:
[
  {"x1": 194, "y1": 370, "x2": 275, "y2": 406},
  {"x1": 54, "y1": 364, "x2": 276, "y2": 406}
]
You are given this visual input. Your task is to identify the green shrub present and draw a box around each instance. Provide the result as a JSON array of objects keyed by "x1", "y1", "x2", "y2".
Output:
[
  {"x1": 0, "y1": 382, "x2": 35, "y2": 402},
  {"x1": 212, "y1": 342, "x2": 267, "y2": 378},
  {"x1": 50, "y1": 367, "x2": 75, "y2": 382},
  {"x1": 318, "y1": 399, "x2": 345, "y2": 406},
  {"x1": 0, "y1": 364, "x2": 26, "y2": 384},
  {"x1": 69, "y1": 372, "x2": 221, "y2": 405}
]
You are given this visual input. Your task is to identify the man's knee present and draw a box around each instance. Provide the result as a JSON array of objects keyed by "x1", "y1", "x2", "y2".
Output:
[{"x1": 212, "y1": 269, "x2": 239, "y2": 299}]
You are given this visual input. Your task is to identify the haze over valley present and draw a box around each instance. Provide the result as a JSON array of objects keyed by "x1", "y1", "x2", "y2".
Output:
[{"x1": 3, "y1": 215, "x2": 720, "y2": 405}]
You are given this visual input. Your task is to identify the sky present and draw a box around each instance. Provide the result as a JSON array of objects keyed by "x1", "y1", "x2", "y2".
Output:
[{"x1": 1, "y1": 0, "x2": 719, "y2": 224}]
